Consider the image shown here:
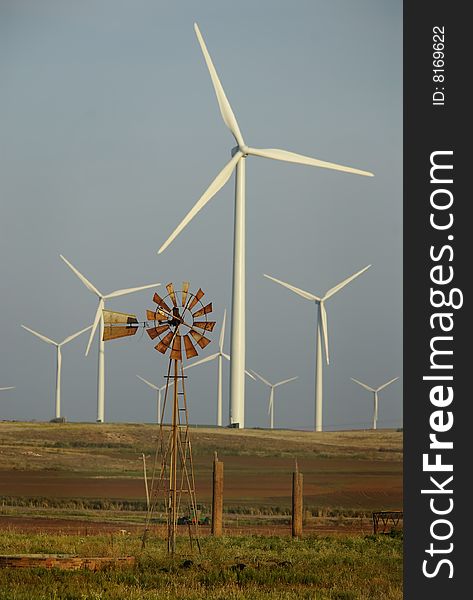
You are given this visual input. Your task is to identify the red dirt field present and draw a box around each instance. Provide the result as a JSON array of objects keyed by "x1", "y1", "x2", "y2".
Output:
[{"x1": 0, "y1": 454, "x2": 402, "y2": 511}]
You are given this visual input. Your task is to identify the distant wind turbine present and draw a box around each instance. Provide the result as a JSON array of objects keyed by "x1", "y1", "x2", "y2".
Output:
[
  {"x1": 158, "y1": 23, "x2": 373, "y2": 429},
  {"x1": 21, "y1": 324, "x2": 92, "y2": 419},
  {"x1": 136, "y1": 375, "x2": 174, "y2": 424},
  {"x1": 60, "y1": 255, "x2": 160, "y2": 422},
  {"x1": 250, "y1": 369, "x2": 298, "y2": 430},
  {"x1": 350, "y1": 376, "x2": 399, "y2": 430},
  {"x1": 184, "y1": 309, "x2": 255, "y2": 426},
  {"x1": 264, "y1": 265, "x2": 371, "y2": 431}
]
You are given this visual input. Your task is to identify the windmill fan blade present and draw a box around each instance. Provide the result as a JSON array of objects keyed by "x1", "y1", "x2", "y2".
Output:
[
  {"x1": 166, "y1": 283, "x2": 177, "y2": 306},
  {"x1": 60, "y1": 255, "x2": 102, "y2": 296},
  {"x1": 136, "y1": 375, "x2": 159, "y2": 391},
  {"x1": 106, "y1": 282, "x2": 160, "y2": 299},
  {"x1": 188, "y1": 288, "x2": 205, "y2": 311},
  {"x1": 248, "y1": 147, "x2": 374, "y2": 177},
  {"x1": 85, "y1": 301, "x2": 104, "y2": 357},
  {"x1": 21, "y1": 325, "x2": 57, "y2": 346},
  {"x1": 274, "y1": 376, "x2": 298, "y2": 387},
  {"x1": 250, "y1": 369, "x2": 271, "y2": 387},
  {"x1": 376, "y1": 377, "x2": 400, "y2": 392},
  {"x1": 184, "y1": 352, "x2": 219, "y2": 369},
  {"x1": 181, "y1": 282, "x2": 190, "y2": 306},
  {"x1": 194, "y1": 23, "x2": 245, "y2": 147},
  {"x1": 158, "y1": 152, "x2": 242, "y2": 254},
  {"x1": 183, "y1": 334, "x2": 199, "y2": 359},
  {"x1": 324, "y1": 265, "x2": 371, "y2": 300},
  {"x1": 153, "y1": 293, "x2": 172, "y2": 313},
  {"x1": 170, "y1": 334, "x2": 182, "y2": 361},
  {"x1": 147, "y1": 308, "x2": 169, "y2": 322},
  {"x1": 189, "y1": 329, "x2": 211, "y2": 349},
  {"x1": 320, "y1": 302, "x2": 330, "y2": 365},
  {"x1": 146, "y1": 324, "x2": 170, "y2": 340},
  {"x1": 219, "y1": 308, "x2": 227, "y2": 352},
  {"x1": 61, "y1": 325, "x2": 93, "y2": 346},
  {"x1": 350, "y1": 377, "x2": 376, "y2": 392},
  {"x1": 155, "y1": 331, "x2": 174, "y2": 354},
  {"x1": 193, "y1": 321, "x2": 216, "y2": 332},
  {"x1": 263, "y1": 274, "x2": 320, "y2": 301},
  {"x1": 193, "y1": 302, "x2": 213, "y2": 318}
]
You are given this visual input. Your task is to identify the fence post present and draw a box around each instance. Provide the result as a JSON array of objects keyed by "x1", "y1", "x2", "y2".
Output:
[
  {"x1": 292, "y1": 459, "x2": 303, "y2": 538},
  {"x1": 211, "y1": 451, "x2": 224, "y2": 536}
]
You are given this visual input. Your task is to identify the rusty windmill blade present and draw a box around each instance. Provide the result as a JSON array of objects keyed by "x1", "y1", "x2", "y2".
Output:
[
  {"x1": 190, "y1": 329, "x2": 211, "y2": 349},
  {"x1": 147, "y1": 309, "x2": 169, "y2": 322},
  {"x1": 188, "y1": 288, "x2": 205, "y2": 311},
  {"x1": 181, "y1": 282, "x2": 190, "y2": 307},
  {"x1": 170, "y1": 334, "x2": 182, "y2": 361},
  {"x1": 155, "y1": 331, "x2": 175, "y2": 354},
  {"x1": 153, "y1": 292, "x2": 172, "y2": 313},
  {"x1": 146, "y1": 324, "x2": 170, "y2": 340},
  {"x1": 193, "y1": 321, "x2": 216, "y2": 332},
  {"x1": 183, "y1": 334, "x2": 198, "y2": 359},
  {"x1": 166, "y1": 283, "x2": 178, "y2": 307},
  {"x1": 193, "y1": 302, "x2": 213, "y2": 318}
]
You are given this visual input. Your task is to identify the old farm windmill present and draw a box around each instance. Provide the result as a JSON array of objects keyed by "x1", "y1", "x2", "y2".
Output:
[{"x1": 102, "y1": 282, "x2": 215, "y2": 553}]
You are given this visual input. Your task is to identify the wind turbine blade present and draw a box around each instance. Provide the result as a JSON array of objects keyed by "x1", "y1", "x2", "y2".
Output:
[
  {"x1": 263, "y1": 274, "x2": 320, "y2": 301},
  {"x1": 245, "y1": 369, "x2": 256, "y2": 380},
  {"x1": 274, "y1": 376, "x2": 298, "y2": 387},
  {"x1": 60, "y1": 255, "x2": 101, "y2": 297},
  {"x1": 0, "y1": 387, "x2": 15, "y2": 391},
  {"x1": 219, "y1": 308, "x2": 227, "y2": 352},
  {"x1": 105, "y1": 282, "x2": 160, "y2": 299},
  {"x1": 158, "y1": 152, "x2": 242, "y2": 254},
  {"x1": 248, "y1": 147, "x2": 374, "y2": 177},
  {"x1": 350, "y1": 377, "x2": 376, "y2": 392},
  {"x1": 60, "y1": 325, "x2": 93, "y2": 346},
  {"x1": 85, "y1": 301, "x2": 103, "y2": 356},
  {"x1": 320, "y1": 302, "x2": 330, "y2": 365},
  {"x1": 184, "y1": 353, "x2": 219, "y2": 370},
  {"x1": 136, "y1": 375, "x2": 159, "y2": 391},
  {"x1": 250, "y1": 369, "x2": 272, "y2": 387},
  {"x1": 194, "y1": 23, "x2": 245, "y2": 146},
  {"x1": 376, "y1": 377, "x2": 400, "y2": 392},
  {"x1": 21, "y1": 325, "x2": 57, "y2": 346},
  {"x1": 323, "y1": 265, "x2": 371, "y2": 300}
]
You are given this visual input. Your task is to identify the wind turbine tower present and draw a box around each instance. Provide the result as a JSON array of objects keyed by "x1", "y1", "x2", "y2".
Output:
[
  {"x1": 21, "y1": 324, "x2": 91, "y2": 419},
  {"x1": 264, "y1": 266, "x2": 371, "y2": 431},
  {"x1": 158, "y1": 23, "x2": 374, "y2": 428},
  {"x1": 250, "y1": 369, "x2": 297, "y2": 430},
  {"x1": 351, "y1": 376, "x2": 399, "y2": 430},
  {"x1": 60, "y1": 255, "x2": 160, "y2": 422}
]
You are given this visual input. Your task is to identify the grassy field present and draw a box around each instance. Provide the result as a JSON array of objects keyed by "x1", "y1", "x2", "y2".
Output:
[{"x1": 0, "y1": 532, "x2": 403, "y2": 599}]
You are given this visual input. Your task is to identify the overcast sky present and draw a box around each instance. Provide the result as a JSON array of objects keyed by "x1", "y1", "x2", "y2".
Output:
[{"x1": 0, "y1": 0, "x2": 402, "y2": 430}]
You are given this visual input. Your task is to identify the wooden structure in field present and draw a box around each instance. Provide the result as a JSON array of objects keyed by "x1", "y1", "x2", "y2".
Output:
[{"x1": 103, "y1": 282, "x2": 215, "y2": 554}]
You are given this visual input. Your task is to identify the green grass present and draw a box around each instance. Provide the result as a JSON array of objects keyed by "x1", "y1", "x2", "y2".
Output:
[{"x1": 0, "y1": 532, "x2": 402, "y2": 599}]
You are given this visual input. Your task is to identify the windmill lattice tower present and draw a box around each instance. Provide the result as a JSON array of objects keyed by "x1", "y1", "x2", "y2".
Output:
[{"x1": 142, "y1": 283, "x2": 215, "y2": 554}]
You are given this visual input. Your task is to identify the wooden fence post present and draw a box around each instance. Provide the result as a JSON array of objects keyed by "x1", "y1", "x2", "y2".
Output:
[
  {"x1": 211, "y1": 451, "x2": 224, "y2": 536},
  {"x1": 292, "y1": 460, "x2": 303, "y2": 538}
]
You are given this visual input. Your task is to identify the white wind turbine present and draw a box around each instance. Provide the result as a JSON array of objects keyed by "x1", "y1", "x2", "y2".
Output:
[
  {"x1": 350, "y1": 376, "x2": 399, "y2": 430},
  {"x1": 136, "y1": 375, "x2": 174, "y2": 424},
  {"x1": 21, "y1": 324, "x2": 92, "y2": 419},
  {"x1": 250, "y1": 369, "x2": 298, "y2": 430},
  {"x1": 264, "y1": 265, "x2": 371, "y2": 432},
  {"x1": 60, "y1": 255, "x2": 160, "y2": 423},
  {"x1": 0, "y1": 387, "x2": 15, "y2": 391},
  {"x1": 158, "y1": 23, "x2": 373, "y2": 429},
  {"x1": 184, "y1": 309, "x2": 255, "y2": 426}
]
